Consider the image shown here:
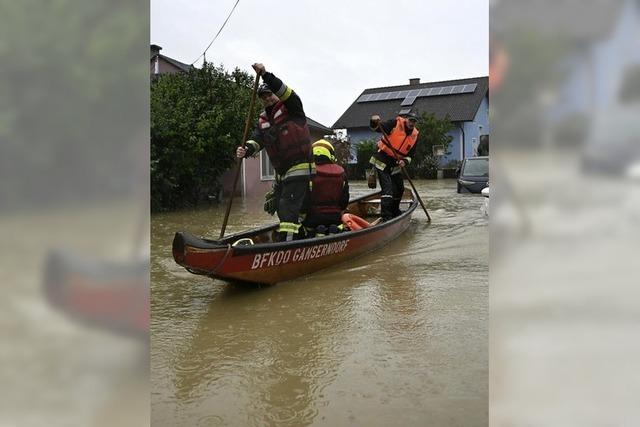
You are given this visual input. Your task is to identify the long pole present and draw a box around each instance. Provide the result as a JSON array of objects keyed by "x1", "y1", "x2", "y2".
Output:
[
  {"x1": 377, "y1": 124, "x2": 432, "y2": 222},
  {"x1": 219, "y1": 73, "x2": 261, "y2": 239},
  {"x1": 399, "y1": 165, "x2": 431, "y2": 222}
]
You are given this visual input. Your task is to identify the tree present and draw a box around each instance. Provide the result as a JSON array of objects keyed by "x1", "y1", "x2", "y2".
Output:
[
  {"x1": 321, "y1": 131, "x2": 351, "y2": 167},
  {"x1": 151, "y1": 62, "x2": 257, "y2": 211},
  {"x1": 407, "y1": 112, "x2": 454, "y2": 179}
]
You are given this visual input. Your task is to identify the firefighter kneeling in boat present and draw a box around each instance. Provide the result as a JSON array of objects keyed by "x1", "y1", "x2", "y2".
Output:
[
  {"x1": 303, "y1": 139, "x2": 349, "y2": 237},
  {"x1": 236, "y1": 63, "x2": 314, "y2": 242}
]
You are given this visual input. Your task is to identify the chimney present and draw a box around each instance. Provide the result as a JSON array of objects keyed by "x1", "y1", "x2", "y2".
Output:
[
  {"x1": 150, "y1": 44, "x2": 162, "y2": 57},
  {"x1": 409, "y1": 78, "x2": 421, "y2": 85}
]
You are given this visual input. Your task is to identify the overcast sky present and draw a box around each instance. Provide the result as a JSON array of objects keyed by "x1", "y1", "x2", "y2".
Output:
[{"x1": 151, "y1": 0, "x2": 488, "y2": 126}]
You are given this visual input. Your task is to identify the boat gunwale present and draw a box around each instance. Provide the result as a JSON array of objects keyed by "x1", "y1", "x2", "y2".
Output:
[{"x1": 176, "y1": 192, "x2": 418, "y2": 256}]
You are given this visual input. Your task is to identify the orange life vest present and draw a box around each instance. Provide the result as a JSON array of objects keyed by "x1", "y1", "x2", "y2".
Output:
[
  {"x1": 257, "y1": 101, "x2": 312, "y2": 175},
  {"x1": 377, "y1": 117, "x2": 419, "y2": 159}
]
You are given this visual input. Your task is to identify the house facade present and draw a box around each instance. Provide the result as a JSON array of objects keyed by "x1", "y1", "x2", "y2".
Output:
[
  {"x1": 332, "y1": 77, "x2": 489, "y2": 165},
  {"x1": 150, "y1": 44, "x2": 191, "y2": 76}
]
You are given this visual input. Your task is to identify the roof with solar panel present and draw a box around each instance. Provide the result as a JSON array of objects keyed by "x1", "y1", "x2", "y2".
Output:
[{"x1": 332, "y1": 76, "x2": 488, "y2": 128}]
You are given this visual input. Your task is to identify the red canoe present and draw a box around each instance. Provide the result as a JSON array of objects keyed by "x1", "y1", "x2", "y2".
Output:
[{"x1": 172, "y1": 191, "x2": 418, "y2": 285}]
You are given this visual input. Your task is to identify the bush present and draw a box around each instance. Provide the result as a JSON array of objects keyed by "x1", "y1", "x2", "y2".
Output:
[
  {"x1": 353, "y1": 139, "x2": 378, "y2": 179},
  {"x1": 408, "y1": 155, "x2": 440, "y2": 179},
  {"x1": 151, "y1": 62, "x2": 257, "y2": 211}
]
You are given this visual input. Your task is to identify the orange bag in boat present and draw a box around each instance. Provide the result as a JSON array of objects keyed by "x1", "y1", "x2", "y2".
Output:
[{"x1": 341, "y1": 213, "x2": 370, "y2": 231}]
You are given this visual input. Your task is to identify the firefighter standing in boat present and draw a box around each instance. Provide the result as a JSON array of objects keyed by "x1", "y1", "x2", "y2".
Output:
[
  {"x1": 303, "y1": 139, "x2": 349, "y2": 237},
  {"x1": 236, "y1": 63, "x2": 314, "y2": 241},
  {"x1": 369, "y1": 111, "x2": 419, "y2": 221}
]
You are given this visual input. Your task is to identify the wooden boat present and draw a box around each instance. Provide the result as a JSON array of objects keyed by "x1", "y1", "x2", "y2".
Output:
[{"x1": 172, "y1": 190, "x2": 417, "y2": 285}]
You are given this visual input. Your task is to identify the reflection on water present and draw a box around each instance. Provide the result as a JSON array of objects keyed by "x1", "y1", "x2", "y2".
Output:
[{"x1": 151, "y1": 180, "x2": 488, "y2": 426}]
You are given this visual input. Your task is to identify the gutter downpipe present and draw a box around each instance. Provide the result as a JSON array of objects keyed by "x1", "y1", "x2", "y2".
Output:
[{"x1": 459, "y1": 123, "x2": 466, "y2": 160}]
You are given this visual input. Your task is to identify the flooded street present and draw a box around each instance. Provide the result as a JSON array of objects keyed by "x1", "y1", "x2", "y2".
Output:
[{"x1": 151, "y1": 179, "x2": 488, "y2": 426}]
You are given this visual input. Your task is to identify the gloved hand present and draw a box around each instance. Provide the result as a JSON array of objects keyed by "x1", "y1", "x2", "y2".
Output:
[
  {"x1": 367, "y1": 168, "x2": 377, "y2": 189},
  {"x1": 263, "y1": 190, "x2": 277, "y2": 215},
  {"x1": 252, "y1": 63, "x2": 266, "y2": 76}
]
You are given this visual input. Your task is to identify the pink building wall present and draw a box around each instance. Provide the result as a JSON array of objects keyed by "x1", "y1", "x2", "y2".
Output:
[
  {"x1": 243, "y1": 156, "x2": 273, "y2": 199},
  {"x1": 219, "y1": 156, "x2": 272, "y2": 199}
]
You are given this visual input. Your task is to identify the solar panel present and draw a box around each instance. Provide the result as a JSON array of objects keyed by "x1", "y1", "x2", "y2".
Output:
[
  {"x1": 401, "y1": 96, "x2": 417, "y2": 106},
  {"x1": 462, "y1": 83, "x2": 477, "y2": 93},
  {"x1": 357, "y1": 81, "x2": 477, "y2": 103},
  {"x1": 398, "y1": 108, "x2": 412, "y2": 115}
]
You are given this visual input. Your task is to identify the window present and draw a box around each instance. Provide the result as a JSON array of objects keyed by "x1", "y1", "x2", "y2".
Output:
[
  {"x1": 260, "y1": 151, "x2": 275, "y2": 180},
  {"x1": 432, "y1": 145, "x2": 445, "y2": 156},
  {"x1": 462, "y1": 158, "x2": 489, "y2": 177}
]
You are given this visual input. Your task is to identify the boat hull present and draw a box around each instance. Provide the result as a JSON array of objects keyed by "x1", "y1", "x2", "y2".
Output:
[{"x1": 172, "y1": 192, "x2": 417, "y2": 285}]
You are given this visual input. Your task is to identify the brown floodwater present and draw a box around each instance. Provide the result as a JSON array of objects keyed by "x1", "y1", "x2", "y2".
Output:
[{"x1": 151, "y1": 179, "x2": 488, "y2": 426}]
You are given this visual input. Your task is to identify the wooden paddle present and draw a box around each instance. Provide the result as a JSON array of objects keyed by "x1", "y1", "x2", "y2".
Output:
[
  {"x1": 219, "y1": 73, "x2": 261, "y2": 239},
  {"x1": 376, "y1": 122, "x2": 432, "y2": 222}
]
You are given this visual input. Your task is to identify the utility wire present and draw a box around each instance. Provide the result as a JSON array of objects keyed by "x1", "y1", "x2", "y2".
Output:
[{"x1": 190, "y1": 0, "x2": 240, "y2": 65}]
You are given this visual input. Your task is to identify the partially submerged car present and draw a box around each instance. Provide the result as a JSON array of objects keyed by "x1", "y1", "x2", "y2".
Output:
[{"x1": 457, "y1": 156, "x2": 489, "y2": 193}]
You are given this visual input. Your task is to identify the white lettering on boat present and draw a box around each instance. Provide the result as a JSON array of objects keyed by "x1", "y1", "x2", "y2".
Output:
[{"x1": 249, "y1": 240, "x2": 350, "y2": 270}]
